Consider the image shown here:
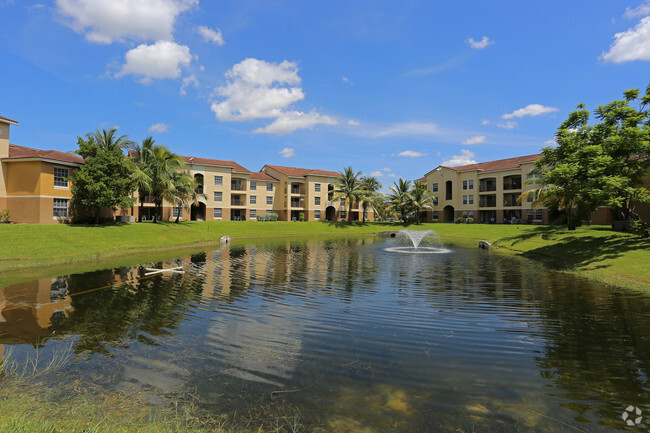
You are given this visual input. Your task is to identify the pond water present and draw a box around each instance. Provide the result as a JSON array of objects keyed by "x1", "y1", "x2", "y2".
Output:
[{"x1": 1, "y1": 236, "x2": 650, "y2": 431}]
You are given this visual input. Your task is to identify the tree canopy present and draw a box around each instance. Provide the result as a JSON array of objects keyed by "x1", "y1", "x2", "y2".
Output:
[{"x1": 69, "y1": 129, "x2": 137, "y2": 223}]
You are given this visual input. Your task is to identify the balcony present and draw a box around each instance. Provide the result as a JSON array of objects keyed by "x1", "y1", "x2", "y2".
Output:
[
  {"x1": 231, "y1": 183, "x2": 246, "y2": 191},
  {"x1": 503, "y1": 193, "x2": 522, "y2": 207},
  {"x1": 231, "y1": 199, "x2": 245, "y2": 206},
  {"x1": 290, "y1": 187, "x2": 305, "y2": 195},
  {"x1": 479, "y1": 195, "x2": 497, "y2": 208},
  {"x1": 479, "y1": 185, "x2": 497, "y2": 192},
  {"x1": 141, "y1": 195, "x2": 156, "y2": 204},
  {"x1": 195, "y1": 186, "x2": 204, "y2": 194},
  {"x1": 290, "y1": 199, "x2": 304, "y2": 208},
  {"x1": 503, "y1": 175, "x2": 522, "y2": 191}
]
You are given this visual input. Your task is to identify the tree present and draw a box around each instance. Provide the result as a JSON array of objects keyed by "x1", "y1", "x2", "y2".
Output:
[
  {"x1": 168, "y1": 171, "x2": 204, "y2": 223},
  {"x1": 128, "y1": 137, "x2": 156, "y2": 222},
  {"x1": 69, "y1": 129, "x2": 137, "y2": 224},
  {"x1": 386, "y1": 178, "x2": 412, "y2": 221},
  {"x1": 407, "y1": 181, "x2": 435, "y2": 224},
  {"x1": 529, "y1": 86, "x2": 650, "y2": 230},
  {"x1": 359, "y1": 176, "x2": 382, "y2": 223},
  {"x1": 333, "y1": 166, "x2": 363, "y2": 223}
]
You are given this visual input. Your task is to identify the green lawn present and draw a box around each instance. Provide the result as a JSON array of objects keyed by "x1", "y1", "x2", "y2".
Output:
[{"x1": 0, "y1": 221, "x2": 648, "y2": 290}]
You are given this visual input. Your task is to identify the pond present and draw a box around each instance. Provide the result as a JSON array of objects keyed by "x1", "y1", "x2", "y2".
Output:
[{"x1": 1, "y1": 235, "x2": 650, "y2": 432}]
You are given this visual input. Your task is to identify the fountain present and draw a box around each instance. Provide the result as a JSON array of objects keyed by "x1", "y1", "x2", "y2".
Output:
[{"x1": 384, "y1": 229, "x2": 451, "y2": 254}]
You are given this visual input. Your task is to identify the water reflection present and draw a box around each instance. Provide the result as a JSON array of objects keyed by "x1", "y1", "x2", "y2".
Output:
[{"x1": 0, "y1": 237, "x2": 649, "y2": 431}]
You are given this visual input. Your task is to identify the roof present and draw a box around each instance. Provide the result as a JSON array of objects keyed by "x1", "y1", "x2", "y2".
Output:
[
  {"x1": 429, "y1": 154, "x2": 543, "y2": 175},
  {"x1": 182, "y1": 155, "x2": 251, "y2": 173},
  {"x1": 0, "y1": 115, "x2": 18, "y2": 125},
  {"x1": 4, "y1": 144, "x2": 83, "y2": 165},
  {"x1": 250, "y1": 171, "x2": 278, "y2": 181},
  {"x1": 263, "y1": 164, "x2": 340, "y2": 178},
  {"x1": 414, "y1": 176, "x2": 427, "y2": 183}
]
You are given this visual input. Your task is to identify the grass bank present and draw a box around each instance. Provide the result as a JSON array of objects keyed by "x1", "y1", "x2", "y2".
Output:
[{"x1": 0, "y1": 221, "x2": 648, "y2": 290}]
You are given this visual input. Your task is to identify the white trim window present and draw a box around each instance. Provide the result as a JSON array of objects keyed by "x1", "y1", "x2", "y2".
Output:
[
  {"x1": 54, "y1": 167, "x2": 69, "y2": 188},
  {"x1": 213, "y1": 208, "x2": 222, "y2": 219},
  {"x1": 433, "y1": 210, "x2": 439, "y2": 220},
  {"x1": 53, "y1": 198, "x2": 69, "y2": 218},
  {"x1": 315, "y1": 183, "x2": 321, "y2": 192},
  {"x1": 250, "y1": 209, "x2": 257, "y2": 219},
  {"x1": 266, "y1": 182, "x2": 273, "y2": 192},
  {"x1": 266, "y1": 196, "x2": 273, "y2": 205},
  {"x1": 315, "y1": 197, "x2": 321, "y2": 206},
  {"x1": 214, "y1": 191, "x2": 223, "y2": 202},
  {"x1": 468, "y1": 195, "x2": 474, "y2": 205},
  {"x1": 250, "y1": 195, "x2": 257, "y2": 205},
  {"x1": 214, "y1": 176, "x2": 223, "y2": 186},
  {"x1": 462, "y1": 195, "x2": 468, "y2": 205},
  {"x1": 431, "y1": 183, "x2": 438, "y2": 192},
  {"x1": 468, "y1": 180, "x2": 474, "y2": 190},
  {"x1": 314, "y1": 210, "x2": 321, "y2": 220},
  {"x1": 250, "y1": 181, "x2": 257, "y2": 191},
  {"x1": 172, "y1": 207, "x2": 182, "y2": 219}
]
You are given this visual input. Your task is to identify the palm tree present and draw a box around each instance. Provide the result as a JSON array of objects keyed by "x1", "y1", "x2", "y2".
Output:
[
  {"x1": 386, "y1": 178, "x2": 412, "y2": 221},
  {"x1": 359, "y1": 176, "x2": 382, "y2": 223},
  {"x1": 128, "y1": 137, "x2": 155, "y2": 221},
  {"x1": 90, "y1": 128, "x2": 133, "y2": 153},
  {"x1": 407, "y1": 181, "x2": 435, "y2": 224},
  {"x1": 167, "y1": 171, "x2": 205, "y2": 223},
  {"x1": 333, "y1": 166, "x2": 363, "y2": 223}
]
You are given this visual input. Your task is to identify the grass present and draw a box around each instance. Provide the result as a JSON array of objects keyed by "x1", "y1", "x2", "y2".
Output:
[{"x1": 0, "y1": 221, "x2": 648, "y2": 290}]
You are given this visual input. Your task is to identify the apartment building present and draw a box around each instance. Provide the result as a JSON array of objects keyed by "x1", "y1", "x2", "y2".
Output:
[
  {"x1": 0, "y1": 116, "x2": 83, "y2": 224},
  {"x1": 261, "y1": 165, "x2": 374, "y2": 221},
  {"x1": 420, "y1": 154, "x2": 550, "y2": 224}
]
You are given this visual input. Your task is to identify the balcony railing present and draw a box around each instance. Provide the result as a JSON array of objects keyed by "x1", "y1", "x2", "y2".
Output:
[
  {"x1": 195, "y1": 187, "x2": 204, "y2": 194},
  {"x1": 231, "y1": 199, "x2": 245, "y2": 206},
  {"x1": 231, "y1": 184, "x2": 246, "y2": 191},
  {"x1": 141, "y1": 196, "x2": 156, "y2": 204},
  {"x1": 503, "y1": 183, "x2": 522, "y2": 191},
  {"x1": 479, "y1": 200, "x2": 497, "y2": 208},
  {"x1": 479, "y1": 185, "x2": 496, "y2": 192},
  {"x1": 290, "y1": 188, "x2": 305, "y2": 195},
  {"x1": 290, "y1": 200, "x2": 304, "y2": 208}
]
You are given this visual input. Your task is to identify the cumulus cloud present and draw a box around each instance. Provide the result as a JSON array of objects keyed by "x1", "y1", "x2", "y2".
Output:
[
  {"x1": 496, "y1": 121, "x2": 517, "y2": 129},
  {"x1": 467, "y1": 36, "x2": 494, "y2": 49},
  {"x1": 347, "y1": 120, "x2": 360, "y2": 126},
  {"x1": 462, "y1": 135, "x2": 486, "y2": 145},
  {"x1": 211, "y1": 58, "x2": 336, "y2": 134},
  {"x1": 624, "y1": 1, "x2": 650, "y2": 19},
  {"x1": 601, "y1": 16, "x2": 650, "y2": 63},
  {"x1": 370, "y1": 168, "x2": 397, "y2": 178},
  {"x1": 372, "y1": 122, "x2": 438, "y2": 138},
  {"x1": 116, "y1": 41, "x2": 194, "y2": 84},
  {"x1": 397, "y1": 150, "x2": 427, "y2": 158},
  {"x1": 279, "y1": 147, "x2": 296, "y2": 158},
  {"x1": 442, "y1": 149, "x2": 476, "y2": 167},
  {"x1": 481, "y1": 119, "x2": 490, "y2": 125},
  {"x1": 502, "y1": 104, "x2": 558, "y2": 119},
  {"x1": 180, "y1": 73, "x2": 199, "y2": 96},
  {"x1": 254, "y1": 111, "x2": 337, "y2": 135},
  {"x1": 56, "y1": 0, "x2": 196, "y2": 44},
  {"x1": 148, "y1": 122, "x2": 171, "y2": 133},
  {"x1": 197, "y1": 25, "x2": 224, "y2": 45}
]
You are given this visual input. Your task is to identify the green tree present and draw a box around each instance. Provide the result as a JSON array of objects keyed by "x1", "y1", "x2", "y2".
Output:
[
  {"x1": 530, "y1": 86, "x2": 650, "y2": 229},
  {"x1": 386, "y1": 178, "x2": 412, "y2": 221},
  {"x1": 407, "y1": 181, "x2": 435, "y2": 224},
  {"x1": 128, "y1": 137, "x2": 156, "y2": 222},
  {"x1": 168, "y1": 171, "x2": 205, "y2": 223},
  {"x1": 69, "y1": 129, "x2": 137, "y2": 224},
  {"x1": 359, "y1": 176, "x2": 382, "y2": 223},
  {"x1": 333, "y1": 166, "x2": 363, "y2": 223}
]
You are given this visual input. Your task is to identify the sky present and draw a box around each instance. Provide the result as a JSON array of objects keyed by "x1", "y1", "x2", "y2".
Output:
[{"x1": 1, "y1": 0, "x2": 649, "y2": 187}]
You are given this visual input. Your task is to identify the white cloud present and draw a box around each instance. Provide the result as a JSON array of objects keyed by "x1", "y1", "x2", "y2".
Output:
[
  {"x1": 370, "y1": 171, "x2": 383, "y2": 177},
  {"x1": 211, "y1": 58, "x2": 336, "y2": 135},
  {"x1": 56, "y1": 0, "x2": 196, "y2": 44},
  {"x1": 279, "y1": 147, "x2": 296, "y2": 158},
  {"x1": 148, "y1": 122, "x2": 171, "y2": 133},
  {"x1": 544, "y1": 140, "x2": 557, "y2": 147},
  {"x1": 347, "y1": 120, "x2": 360, "y2": 126},
  {"x1": 462, "y1": 135, "x2": 486, "y2": 145},
  {"x1": 254, "y1": 110, "x2": 337, "y2": 135},
  {"x1": 496, "y1": 121, "x2": 518, "y2": 129},
  {"x1": 197, "y1": 25, "x2": 224, "y2": 45},
  {"x1": 467, "y1": 36, "x2": 494, "y2": 49},
  {"x1": 342, "y1": 76, "x2": 354, "y2": 85},
  {"x1": 502, "y1": 104, "x2": 559, "y2": 119},
  {"x1": 481, "y1": 119, "x2": 490, "y2": 125},
  {"x1": 371, "y1": 122, "x2": 438, "y2": 138},
  {"x1": 624, "y1": 2, "x2": 650, "y2": 19},
  {"x1": 442, "y1": 149, "x2": 476, "y2": 167},
  {"x1": 601, "y1": 16, "x2": 650, "y2": 63},
  {"x1": 397, "y1": 150, "x2": 427, "y2": 158},
  {"x1": 180, "y1": 73, "x2": 199, "y2": 96},
  {"x1": 116, "y1": 41, "x2": 194, "y2": 84}
]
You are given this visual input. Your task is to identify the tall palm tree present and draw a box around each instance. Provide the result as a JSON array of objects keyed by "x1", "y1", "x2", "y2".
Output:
[
  {"x1": 90, "y1": 128, "x2": 133, "y2": 153},
  {"x1": 167, "y1": 171, "x2": 205, "y2": 223},
  {"x1": 333, "y1": 166, "x2": 363, "y2": 223},
  {"x1": 128, "y1": 137, "x2": 156, "y2": 221},
  {"x1": 407, "y1": 181, "x2": 435, "y2": 224},
  {"x1": 386, "y1": 178, "x2": 412, "y2": 221},
  {"x1": 359, "y1": 176, "x2": 382, "y2": 223}
]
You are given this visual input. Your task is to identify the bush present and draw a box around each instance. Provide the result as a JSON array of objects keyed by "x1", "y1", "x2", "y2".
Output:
[
  {"x1": 0, "y1": 209, "x2": 10, "y2": 223},
  {"x1": 630, "y1": 219, "x2": 650, "y2": 238},
  {"x1": 466, "y1": 217, "x2": 474, "y2": 224},
  {"x1": 455, "y1": 217, "x2": 464, "y2": 224},
  {"x1": 257, "y1": 213, "x2": 279, "y2": 222},
  {"x1": 299, "y1": 212, "x2": 305, "y2": 222}
]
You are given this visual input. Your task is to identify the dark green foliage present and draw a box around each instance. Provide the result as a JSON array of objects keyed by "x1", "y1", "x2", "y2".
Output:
[{"x1": 69, "y1": 129, "x2": 137, "y2": 224}]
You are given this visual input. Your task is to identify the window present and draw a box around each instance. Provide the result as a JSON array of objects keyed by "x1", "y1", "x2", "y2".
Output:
[
  {"x1": 468, "y1": 180, "x2": 474, "y2": 190},
  {"x1": 266, "y1": 183, "x2": 273, "y2": 192},
  {"x1": 250, "y1": 181, "x2": 256, "y2": 191},
  {"x1": 432, "y1": 183, "x2": 438, "y2": 192},
  {"x1": 462, "y1": 211, "x2": 468, "y2": 218},
  {"x1": 214, "y1": 191, "x2": 222, "y2": 202},
  {"x1": 54, "y1": 167, "x2": 68, "y2": 188},
  {"x1": 213, "y1": 208, "x2": 222, "y2": 218},
  {"x1": 250, "y1": 195, "x2": 256, "y2": 205},
  {"x1": 250, "y1": 209, "x2": 257, "y2": 219},
  {"x1": 468, "y1": 211, "x2": 474, "y2": 219},
  {"x1": 314, "y1": 210, "x2": 321, "y2": 220},
  {"x1": 340, "y1": 210, "x2": 346, "y2": 219},
  {"x1": 526, "y1": 172, "x2": 542, "y2": 180},
  {"x1": 468, "y1": 195, "x2": 474, "y2": 205},
  {"x1": 536, "y1": 209, "x2": 543, "y2": 219},
  {"x1": 527, "y1": 209, "x2": 534, "y2": 219},
  {"x1": 315, "y1": 183, "x2": 321, "y2": 192},
  {"x1": 315, "y1": 197, "x2": 321, "y2": 206},
  {"x1": 463, "y1": 180, "x2": 468, "y2": 190},
  {"x1": 340, "y1": 198, "x2": 345, "y2": 205},
  {"x1": 462, "y1": 195, "x2": 468, "y2": 205},
  {"x1": 53, "y1": 198, "x2": 68, "y2": 218},
  {"x1": 172, "y1": 207, "x2": 182, "y2": 218},
  {"x1": 363, "y1": 211, "x2": 368, "y2": 220},
  {"x1": 266, "y1": 196, "x2": 273, "y2": 205},
  {"x1": 214, "y1": 176, "x2": 223, "y2": 186},
  {"x1": 433, "y1": 197, "x2": 439, "y2": 206},
  {"x1": 433, "y1": 210, "x2": 439, "y2": 220}
]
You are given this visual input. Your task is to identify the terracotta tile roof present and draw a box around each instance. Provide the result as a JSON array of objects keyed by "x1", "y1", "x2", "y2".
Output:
[
  {"x1": 4, "y1": 144, "x2": 83, "y2": 165},
  {"x1": 414, "y1": 176, "x2": 427, "y2": 183},
  {"x1": 250, "y1": 171, "x2": 278, "y2": 181},
  {"x1": 264, "y1": 164, "x2": 340, "y2": 178},
  {"x1": 182, "y1": 155, "x2": 251, "y2": 173},
  {"x1": 441, "y1": 154, "x2": 542, "y2": 173},
  {"x1": 0, "y1": 115, "x2": 18, "y2": 125}
]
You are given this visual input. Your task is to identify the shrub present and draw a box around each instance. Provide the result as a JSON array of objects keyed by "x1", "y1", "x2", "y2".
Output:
[
  {"x1": 257, "y1": 213, "x2": 279, "y2": 222},
  {"x1": 466, "y1": 217, "x2": 474, "y2": 224},
  {"x1": 0, "y1": 209, "x2": 10, "y2": 222},
  {"x1": 630, "y1": 219, "x2": 650, "y2": 238},
  {"x1": 455, "y1": 217, "x2": 464, "y2": 224},
  {"x1": 299, "y1": 212, "x2": 305, "y2": 222}
]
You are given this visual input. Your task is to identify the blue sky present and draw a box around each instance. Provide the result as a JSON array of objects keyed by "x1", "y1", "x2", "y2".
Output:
[{"x1": 1, "y1": 0, "x2": 649, "y2": 186}]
